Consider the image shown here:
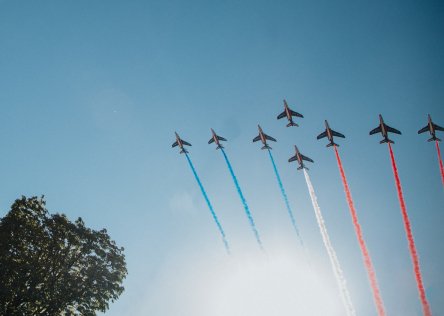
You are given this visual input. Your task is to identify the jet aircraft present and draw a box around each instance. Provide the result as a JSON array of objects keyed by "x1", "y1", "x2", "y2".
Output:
[
  {"x1": 369, "y1": 114, "x2": 401, "y2": 144},
  {"x1": 208, "y1": 128, "x2": 227, "y2": 149},
  {"x1": 418, "y1": 114, "x2": 443, "y2": 142},
  {"x1": 172, "y1": 132, "x2": 191, "y2": 154},
  {"x1": 288, "y1": 145, "x2": 314, "y2": 170},
  {"x1": 317, "y1": 120, "x2": 345, "y2": 147},
  {"x1": 253, "y1": 125, "x2": 277, "y2": 149},
  {"x1": 277, "y1": 99, "x2": 304, "y2": 127}
]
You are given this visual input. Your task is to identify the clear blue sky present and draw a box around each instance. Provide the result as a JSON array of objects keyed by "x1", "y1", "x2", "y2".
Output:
[{"x1": 0, "y1": 0, "x2": 443, "y2": 315}]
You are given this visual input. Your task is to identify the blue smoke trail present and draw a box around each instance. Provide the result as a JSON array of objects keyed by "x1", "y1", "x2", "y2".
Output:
[
  {"x1": 185, "y1": 153, "x2": 230, "y2": 254},
  {"x1": 220, "y1": 148, "x2": 263, "y2": 250},
  {"x1": 267, "y1": 149, "x2": 303, "y2": 246}
]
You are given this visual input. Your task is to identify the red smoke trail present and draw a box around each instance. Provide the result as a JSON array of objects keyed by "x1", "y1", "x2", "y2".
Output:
[
  {"x1": 436, "y1": 141, "x2": 444, "y2": 187},
  {"x1": 388, "y1": 143, "x2": 432, "y2": 316},
  {"x1": 333, "y1": 146, "x2": 386, "y2": 316}
]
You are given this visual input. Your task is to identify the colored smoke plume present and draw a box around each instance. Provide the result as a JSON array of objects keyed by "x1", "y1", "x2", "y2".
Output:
[
  {"x1": 185, "y1": 153, "x2": 230, "y2": 254},
  {"x1": 333, "y1": 146, "x2": 386, "y2": 316},
  {"x1": 267, "y1": 149, "x2": 302, "y2": 243},
  {"x1": 220, "y1": 149, "x2": 263, "y2": 250},
  {"x1": 303, "y1": 169, "x2": 356, "y2": 316},
  {"x1": 387, "y1": 143, "x2": 432, "y2": 316},
  {"x1": 436, "y1": 141, "x2": 444, "y2": 187}
]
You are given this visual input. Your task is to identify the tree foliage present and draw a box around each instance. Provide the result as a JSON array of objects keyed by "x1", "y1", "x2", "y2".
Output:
[{"x1": 0, "y1": 196, "x2": 127, "y2": 315}]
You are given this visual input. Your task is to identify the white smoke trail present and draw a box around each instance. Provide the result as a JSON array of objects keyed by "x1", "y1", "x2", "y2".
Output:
[{"x1": 303, "y1": 169, "x2": 356, "y2": 316}]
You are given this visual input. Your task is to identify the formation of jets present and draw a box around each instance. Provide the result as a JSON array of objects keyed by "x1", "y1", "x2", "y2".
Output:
[{"x1": 172, "y1": 103, "x2": 442, "y2": 170}]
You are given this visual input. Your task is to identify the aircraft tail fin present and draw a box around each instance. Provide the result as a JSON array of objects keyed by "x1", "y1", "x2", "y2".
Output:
[
  {"x1": 326, "y1": 142, "x2": 339, "y2": 148},
  {"x1": 287, "y1": 121, "x2": 298, "y2": 127},
  {"x1": 380, "y1": 138, "x2": 394, "y2": 144},
  {"x1": 180, "y1": 149, "x2": 189, "y2": 154},
  {"x1": 261, "y1": 144, "x2": 272, "y2": 150},
  {"x1": 216, "y1": 144, "x2": 224, "y2": 149},
  {"x1": 428, "y1": 136, "x2": 441, "y2": 142},
  {"x1": 297, "y1": 165, "x2": 308, "y2": 171}
]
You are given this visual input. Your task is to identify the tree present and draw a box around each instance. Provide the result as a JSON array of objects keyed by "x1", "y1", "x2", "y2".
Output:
[{"x1": 0, "y1": 196, "x2": 127, "y2": 315}]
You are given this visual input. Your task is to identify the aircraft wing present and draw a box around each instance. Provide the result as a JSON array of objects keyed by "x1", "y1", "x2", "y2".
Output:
[
  {"x1": 290, "y1": 110, "x2": 303, "y2": 118},
  {"x1": 301, "y1": 155, "x2": 314, "y2": 163},
  {"x1": 172, "y1": 141, "x2": 178, "y2": 147},
  {"x1": 265, "y1": 134, "x2": 277, "y2": 142},
  {"x1": 331, "y1": 130, "x2": 345, "y2": 138},
  {"x1": 208, "y1": 138, "x2": 215, "y2": 144},
  {"x1": 253, "y1": 135, "x2": 261, "y2": 142},
  {"x1": 317, "y1": 131, "x2": 327, "y2": 139},
  {"x1": 288, "y1": 155, "x2": 297, "y2": 162},
  {"x1": 385, "y1": 125, "x2": 401, "y2": 135},
  {"x1": 182, "y1": 140, "x2": 192, "y2": 146},
  {"x1": 418, "y1": 125, "x2": 429, "y2": 134},
  {"x1": 434, "y1": 123, "x2": 444, "y2": 132},
  {"x1": 369, "y1": 126, "x2": 381, "y2": 135},
  {"x1": 277, "y1": 111, "x2": 286, "y2": 119},
  {"x1": 217, "y1": 135, "x2": 227, "y2": 141}
]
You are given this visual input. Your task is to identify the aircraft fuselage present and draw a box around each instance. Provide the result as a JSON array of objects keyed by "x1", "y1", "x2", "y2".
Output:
[
  {"x1": 428, "y1": 115, "x2": 436, "y2": 136},
  {"x1": 325, "y1": 121, "x2": 333, "y2": 143},
  {"x1": 284, "y1": 103, "x2": 292, "y2": 121},
  {"x1": 295, "y1": 147, "x2": 303, "y2": 166},
  {"x1": 211, "y1": 129, "x2": 221, "y2": 147},
  {"x1": 259, "y1": 126, "x2": 267, "y2": 145},
  {"x1": 175, "y1": 132, "x2": 185, "y2": 150},
  {"x1": 379, "y1": 115, "x2": 388, "y2": 140}
]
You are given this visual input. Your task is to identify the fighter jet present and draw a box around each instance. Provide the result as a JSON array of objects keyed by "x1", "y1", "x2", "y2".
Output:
[
  {"x1": 172, "y1": 132, "x2": 191, "y2": 154},
  {"x1": 369, "y1": 114, "x2": 401, "y2": 144},
  {"x1": 253, "y1": 125, "x2": 277, "y2": 150},
  {"x1": 277, "y1": 99, "x2": 304, "y2": 127},
  {"x1": 317, "y1": 120, "x2": 345, "y2": 147},
  {"x1": 418, "y1": 114, "x2": 443, "y2": 142},
  {"x1": 208, "y1": 128, "x2": 227, "y2": 149},
  {"x1": 288, "y1": 145, "x2": 314, "y2": 170}
]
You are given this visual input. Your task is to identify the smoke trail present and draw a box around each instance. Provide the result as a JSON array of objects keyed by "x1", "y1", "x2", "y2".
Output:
[
  {"x1": 220, "y1": 148, "x2": 263, "y2": 250},
  {"x1": 436, "y1": 141, "x2": 444, "y2": 187},
  {"x1": 303, "y1": 169, "x2": 356, "y2": 316},
  {"x1": 387, "y1": 143, "x2": 432, "y2": 316},
  {"x1": 267, "y1": 149, "x2": 303, "y2": 244},
  {"x1": 184, "y1": 153, "x2": 230, "y2": 254},
  {"x1": 333, "y1": 146, "x2": 386, "y2": 316}
]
